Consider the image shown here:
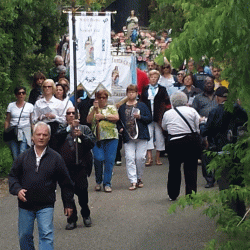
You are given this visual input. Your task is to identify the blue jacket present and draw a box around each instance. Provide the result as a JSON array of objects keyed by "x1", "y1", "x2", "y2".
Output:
[{"x1": 118, "y1": 102, "x2": 152, "y2": 143}]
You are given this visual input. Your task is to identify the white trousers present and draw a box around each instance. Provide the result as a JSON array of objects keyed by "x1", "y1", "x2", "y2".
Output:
[
  {"x1": 124, "y1": 139, "x2": 148, "y2": 183},
  {"x1": 147, "y1": 121, "x2": 165, "y2": 151}
]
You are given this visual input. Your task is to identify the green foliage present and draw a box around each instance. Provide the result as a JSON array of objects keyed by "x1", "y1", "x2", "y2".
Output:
[
  {"x1": 0, "y1": 145, "x2": 13, "y2": 176},
  {"x1": 0, "y1": 0, "x2": 70, "y2": 176},
  {"x1": 149, "y1": 0, "x2": 185, "y2": 37},
  {"x1": 151, "y1": 0, "x2": 250, "y2": 248}
]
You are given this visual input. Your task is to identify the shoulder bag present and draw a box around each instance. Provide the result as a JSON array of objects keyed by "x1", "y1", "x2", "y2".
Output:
[
  {"x1": 174, "y1": 107, "x2": 203, "y2": 155},
  {"x1": 3, "y1": 103, "x2": 26, "y2": 142}
]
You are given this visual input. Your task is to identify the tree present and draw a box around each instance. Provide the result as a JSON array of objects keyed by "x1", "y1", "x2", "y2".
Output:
[
  {"x1": 150, "y1": 0, "x2": 250, "y2": 249},
  {"x1": 0, "y1": 0, "x2": 107, "y2": 175},
  {"x1": 149, "y1": 0, "x2": 185, "y2": 36}
]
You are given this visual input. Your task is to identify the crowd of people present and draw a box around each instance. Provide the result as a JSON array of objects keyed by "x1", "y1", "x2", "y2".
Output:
[{"x1": 4, "y1": 12, "x2": 247, "y2": 249}]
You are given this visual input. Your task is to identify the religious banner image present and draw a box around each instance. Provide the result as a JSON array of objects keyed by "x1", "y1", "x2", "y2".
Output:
[
  {"x1": 69, "y1": 13, "x2": 112, "y2": 96},
  {"x1": 111, "y1": 55, "x2": 133, "y2": 104}
]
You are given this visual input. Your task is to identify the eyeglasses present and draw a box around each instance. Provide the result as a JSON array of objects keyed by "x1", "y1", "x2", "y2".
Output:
[
  {"x1": 43, "y1": 86, "x2": 53, "y2": 89},
  {"x1": 17, "y1": 91, "x2": 26, "y2": 95},
  {"x1": 66, "y1": 112, "x2": 75, "y2": 115},
  {"x1": 177, "y1": 74, "x2": 184, "y2": 76}
]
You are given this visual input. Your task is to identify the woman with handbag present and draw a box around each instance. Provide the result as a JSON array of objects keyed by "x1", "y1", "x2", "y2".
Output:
[
  {"x1": 162, "y1": 92, "x2": 201, "y2": 201},
  {"x1": 118, "y1": 85, "x2": 152, "y2": 190},
  {"x1": 4, "y1": 87, "x2": 34, "y2": 160},
  {"x1": 87, "y1": 90, "x2": 119, "y2": 193}
]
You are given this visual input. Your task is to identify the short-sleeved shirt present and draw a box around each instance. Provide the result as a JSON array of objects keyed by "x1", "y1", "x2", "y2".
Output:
[
  {"x1": 89, "y1": 105, "x2": 118, "y2": 140},
  {"x1": 7, "y1": 102, "x2": 34, "y2": 145},
  {"x1": 7, "y1": 102, "x2": 34, "y2": 128},
  {"x1": 162, "y1": 106, "x2": 200, "y2": 140},
  {"x1": 192, "y1": 92, "x2": 218, "y2": 117}
]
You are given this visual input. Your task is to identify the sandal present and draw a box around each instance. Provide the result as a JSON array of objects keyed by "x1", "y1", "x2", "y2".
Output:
[
  {"x1": 155, "y1": 161, "x2": 163, "y2": 165},
  {"x1": 137, "y1": 179, "x2": 144, "y2": 188},
  {"x1": 145, "y1": 160, "x2": 153, "y2": 166},
  {"x1": 129, "y1": 183, "x2": 137, "y2": 191}
]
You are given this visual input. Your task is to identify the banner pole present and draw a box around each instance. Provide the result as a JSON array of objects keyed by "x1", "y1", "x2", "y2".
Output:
[{"x1": 72, "y1": 0, "x2": 79, "y2": 164}]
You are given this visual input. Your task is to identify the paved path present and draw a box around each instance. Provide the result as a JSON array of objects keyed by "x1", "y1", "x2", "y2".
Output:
[{"x1": 0, "y1": 154, "x2": 220, "y2": 250}]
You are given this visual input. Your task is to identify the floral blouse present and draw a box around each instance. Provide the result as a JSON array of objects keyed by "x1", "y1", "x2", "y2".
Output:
[{"x1": 89, "y1": 105, "x2": 119, "y2": 140}]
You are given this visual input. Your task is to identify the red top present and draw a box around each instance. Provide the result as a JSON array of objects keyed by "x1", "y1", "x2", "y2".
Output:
[{"x1": 137, "y1": 68, "x2": 149, "y2": 95}]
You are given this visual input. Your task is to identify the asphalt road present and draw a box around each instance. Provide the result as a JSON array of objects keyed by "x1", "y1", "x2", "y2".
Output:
[{"x1": 0, "y1": 153, "x2": 222, "y2": 250}]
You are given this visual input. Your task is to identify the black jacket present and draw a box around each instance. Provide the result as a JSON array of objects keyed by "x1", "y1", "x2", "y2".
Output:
[
  {"x1": 56, "y1": 124, "x2": 95, "y2": 177},
  {"x1": 201, "y1": 104, "x2": 248, "y2": 151},
  {"x1": 9, "y1": 147, "x2": 74, "y2": 211},
  {"x1": 140, "y1": 85, "x2": 170, "y2": 124},
  {"x1": 118, "y1": 102, "x2": 152, "y2": 143}
]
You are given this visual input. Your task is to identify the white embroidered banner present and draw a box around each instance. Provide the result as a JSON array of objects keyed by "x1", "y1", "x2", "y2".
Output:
[{"x1": 69, "y1": 14, "x2": 112, "y2": 96}]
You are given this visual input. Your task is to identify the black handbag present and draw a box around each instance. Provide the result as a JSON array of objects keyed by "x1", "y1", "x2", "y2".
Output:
[
  {"x1": 3, "y1": 103, "x2": 26, "y2": 142},
  {"x1": 3, "y1": 126, "x2": 18, "y2": 142},
  {"x1": 174, "y1": 107, "x2": 203, "y2": 155}
]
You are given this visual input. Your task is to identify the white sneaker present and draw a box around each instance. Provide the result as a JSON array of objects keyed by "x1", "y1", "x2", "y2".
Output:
[{"x1": 104, "y1": 186, "x2": 112, "y2": 193}]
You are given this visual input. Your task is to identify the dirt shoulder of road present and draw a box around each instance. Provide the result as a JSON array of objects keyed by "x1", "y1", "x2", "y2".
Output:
[{"x1": 0, "y1": 178, "x2": 9, "y2": 198}]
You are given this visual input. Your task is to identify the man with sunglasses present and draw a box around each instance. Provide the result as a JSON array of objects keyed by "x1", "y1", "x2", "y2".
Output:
[{"x1": 56, "y1": 107, "x2": 95, "y2": 230}]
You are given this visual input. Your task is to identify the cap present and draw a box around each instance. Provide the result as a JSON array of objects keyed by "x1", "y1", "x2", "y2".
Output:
[{"x1": 215, "y1": 86, "x2": 228, "y2": 97}]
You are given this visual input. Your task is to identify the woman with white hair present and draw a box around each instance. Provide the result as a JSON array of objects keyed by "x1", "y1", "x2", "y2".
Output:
[
  {"x1": 162, "y1": 91, "x2": 201, "y2": 201},
  {"x1": 33, "y1": 79, "x2": 66, "y2": 149},
  {"x1": 141, "y1": 70, "x2": 171, "y2": 166}
]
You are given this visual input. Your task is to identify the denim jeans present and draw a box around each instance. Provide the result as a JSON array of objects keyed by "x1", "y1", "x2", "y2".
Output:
[
  {"x1": 92, "y1": 139, "x2": 118, "y2": 187},
  {"x1": 18, "y1": 207, "x2": 54, "y2": 250},
  {"x1": 9, "y1": 133, "x2": 28, "y2": 160}
]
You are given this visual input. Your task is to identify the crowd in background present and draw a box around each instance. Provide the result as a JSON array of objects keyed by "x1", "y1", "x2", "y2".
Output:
[
  {"x1": 5, "y1": 10, "x2": 248, "y2": 249},
  {"x1": 5, "y1": 11, "x2": 236, "y2": 194}
]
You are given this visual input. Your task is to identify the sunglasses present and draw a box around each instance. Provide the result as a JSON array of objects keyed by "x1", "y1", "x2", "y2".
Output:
[
  {"x1": 43, "y1": 86, "x2": 53, "y2": 89},
  {"x1": 66, "y1": 112, "x2": 75, "y2": 115},
  {"x1": 17, "y1": 91, "x2": 26, "y2": 95}
]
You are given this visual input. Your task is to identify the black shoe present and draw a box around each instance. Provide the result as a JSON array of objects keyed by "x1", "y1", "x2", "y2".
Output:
[
  {"x1": 205, "y1": 183, "x2": 214, "y2": 188},
  {"x1": 169, "y1": 197, "x2": 176, "y2": 201},
  {"x1": 65, "y1": 222, "x2": 77, "y2": 230},
  {"x1": 83, "y1": 216, "x2": 92, "y2": 227}
]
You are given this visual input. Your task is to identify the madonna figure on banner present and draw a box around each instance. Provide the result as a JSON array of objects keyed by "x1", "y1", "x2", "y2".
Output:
[{"x1": 85, "y1": 36, "x2": 96, "y2": 66}]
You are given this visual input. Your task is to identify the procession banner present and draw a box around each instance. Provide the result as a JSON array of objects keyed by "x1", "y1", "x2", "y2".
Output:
[
  {"x1": 69, "y1": 12, "x2": 112, "y2": 96},
  {"x1": 110, "y1": 55, "x2": 134, "y2": 104}
]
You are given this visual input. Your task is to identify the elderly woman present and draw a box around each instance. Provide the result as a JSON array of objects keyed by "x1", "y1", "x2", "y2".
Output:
[
  {"x1": 4, "y1": 87, "x2": 34, "y2": 160},
  {"x1": 141, "y1": 70, "x2": 171, "y2": 166},
  {"x1": 118, "y1": 85, "x2": 152, "y2": 190},
  {"x1": 162, "y1": 92, "x2": 201, "y2": 201},
  {"x1": 33, "y1": 79, "x2": 66, "y2": 148},
  {"x1": 87, "y1": 90, "x2": 119, "y2": 193},
  {"x1": 182, "y1": 73, "x2": 202, "y2": 105}
]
